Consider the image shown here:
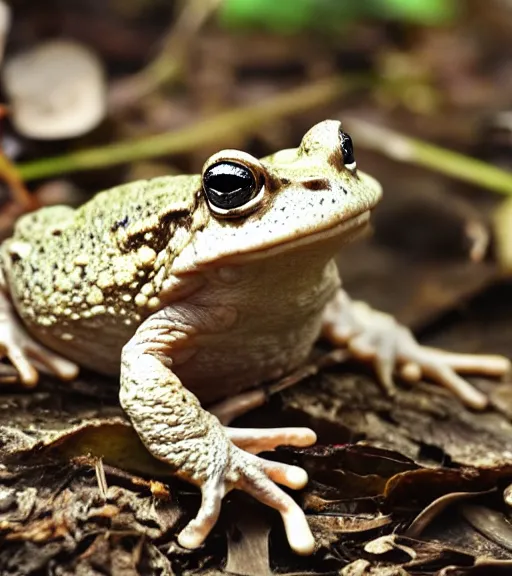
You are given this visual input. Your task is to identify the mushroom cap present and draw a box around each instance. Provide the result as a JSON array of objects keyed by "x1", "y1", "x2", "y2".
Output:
[{"x1": 3, "y1": 40, "x2": 107, "y2": 140}]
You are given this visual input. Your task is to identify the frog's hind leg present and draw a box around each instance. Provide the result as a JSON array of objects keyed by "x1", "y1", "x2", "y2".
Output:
[
  {"x1": 323, "y1": 288, "x2": 511, "y2": 410},
  {"x1": 0, "y1": 272, "x2": 79, "y2": 386}
]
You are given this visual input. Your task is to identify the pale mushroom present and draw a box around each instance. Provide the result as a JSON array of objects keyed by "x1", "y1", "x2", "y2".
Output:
[{"x1": 2, "y1": 40, "x2": 106, "y2": 140}]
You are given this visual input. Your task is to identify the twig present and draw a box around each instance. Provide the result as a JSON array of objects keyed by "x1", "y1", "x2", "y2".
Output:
[
  {"x1": 18, "y1": 76, "x2": 352, "y2": 181},
  {"x1": 0, "y1": 104, "x2": 32, "y2": 208},
  {"x1": 108, "y1": 0, "x2": 221, "y2": 110},
  {"x1": 0, "y1": 152, "x2": 32, "y2": 208},
  {"x1": 344, "y1": 118, "x2": 512, "y2": 196}
]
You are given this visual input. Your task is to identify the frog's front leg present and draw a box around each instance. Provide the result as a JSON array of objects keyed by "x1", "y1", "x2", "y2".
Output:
[
  {"x1": 0, "y1": 271, "x2": 79, "y2": 386},
  {"x1": 322, "y1": 289, "x2": 510, "y2": 409},
  {"x1": 119, "y1": 309, "x2": 316, "y2": 555}
]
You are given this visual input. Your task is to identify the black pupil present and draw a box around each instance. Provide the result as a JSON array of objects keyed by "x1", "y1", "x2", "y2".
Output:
[
  {"x1": 203, "y1": 162, "x2": 257, "y2": 210},
  {"x1": 339, "y1": 130, "x2": 355, "y2": 165}
]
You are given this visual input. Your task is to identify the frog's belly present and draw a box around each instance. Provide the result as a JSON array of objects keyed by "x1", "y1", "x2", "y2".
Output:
[
  {"x1": 29, "y1": 287, "x2": 328, "y2": 406},
  {"x1": 31, "y1": 296, "x2": 325, "y2": 405},
  {"x1": 174, "y1": 310, "x2": 324, "y2": 405},
  {"x1": 23, "y1": 245, "x2": 341, "y2": 404},
  {"x1": 173, "y1": 256, "x2": 341, "y2": 404}
]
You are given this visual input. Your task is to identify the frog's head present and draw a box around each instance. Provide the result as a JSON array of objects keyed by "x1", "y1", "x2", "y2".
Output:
[{"x1": 174, "y1": 120, "x2": 382, "y2": 270}]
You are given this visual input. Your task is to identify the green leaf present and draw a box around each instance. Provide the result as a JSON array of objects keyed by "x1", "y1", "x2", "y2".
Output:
[
  {"x1": 219, "y1": 0, "x2": 313, "y2": 32},
  {"x1": 218, "y1": 0, "x2": 458, "y2": 31},
  {"x1": 373, "y1": 0, "x2": 458, "y2": 24},
  {"x1": 219, "y1": 0, "x2": 361, "y2": 32}
]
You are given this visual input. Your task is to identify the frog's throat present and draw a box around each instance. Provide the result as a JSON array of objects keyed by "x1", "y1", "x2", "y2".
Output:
[{"x1": 223, "y1": 209, "x2": 371, "y2": 264}]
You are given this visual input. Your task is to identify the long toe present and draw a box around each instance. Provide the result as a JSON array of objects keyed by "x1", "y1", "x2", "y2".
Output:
[
  {"x1": 420, "y1": 360, "x2": 488, "y2": 409},
  {"x1": 420, "y1": 348, "x2": 511, "y2": 376},
  {"x1": 239, "y1": 461, "x2": 314, "y2": 555},
  {"x1": 226, "y1": 426, "x2": 317, "y2": 453},
  {"x1": 178, "y1": 481, "x2": 224, "y2": 549},
  {"x1": 27, "y1": 342, "x2": 79, "y2": 380}
]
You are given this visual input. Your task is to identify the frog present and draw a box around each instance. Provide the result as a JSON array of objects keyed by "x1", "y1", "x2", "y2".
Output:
[{"x1": 0, "y1": 120, "x2": 509, "y2": 555}]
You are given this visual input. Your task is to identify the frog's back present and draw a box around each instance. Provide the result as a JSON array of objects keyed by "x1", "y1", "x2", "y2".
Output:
[{"x1": 0, "y1": 175, "x2": 201, "y2": 373}]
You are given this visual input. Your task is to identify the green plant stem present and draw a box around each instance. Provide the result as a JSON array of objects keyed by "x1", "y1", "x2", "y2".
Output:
[
  {"x1": 18, "y1": 76, "x2": 349, "y2": 181},
  {"x1": 344, "y1": 119, "x2": 512, "y2": 196}
]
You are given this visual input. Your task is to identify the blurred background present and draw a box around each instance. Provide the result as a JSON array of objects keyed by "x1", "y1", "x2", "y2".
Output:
[{"x1": 3, "y1": 0, "x2": 512, "y2": 333}]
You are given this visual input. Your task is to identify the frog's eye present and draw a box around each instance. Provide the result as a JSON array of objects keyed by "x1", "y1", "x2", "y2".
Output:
[
  {"x1": 339, "y1": 130, "x2": 357, "y2": 171},
  {"x1": 203, "y1": 161, "x2": 261, "y2": 213}
]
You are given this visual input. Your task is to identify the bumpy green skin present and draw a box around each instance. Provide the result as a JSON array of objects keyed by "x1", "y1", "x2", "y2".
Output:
[{"x1": 1, "y1": 175, "x2": 205, "y2": 371}]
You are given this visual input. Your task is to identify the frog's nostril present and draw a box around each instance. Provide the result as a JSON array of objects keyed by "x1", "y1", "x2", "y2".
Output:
[{"x1": 302, "y1": 178, "x2": 330, "y2": 191}]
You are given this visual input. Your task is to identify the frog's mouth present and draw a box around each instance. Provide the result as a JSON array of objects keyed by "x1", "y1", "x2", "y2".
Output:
[{"x1": 226, "y1": 208, "x2": 372, "y2": 263}]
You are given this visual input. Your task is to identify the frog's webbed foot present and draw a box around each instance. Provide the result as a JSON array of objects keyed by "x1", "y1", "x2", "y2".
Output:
[
  {"x1": 323, "y1": 289, "x2": 511, "y2": 410},
  {"x1": 120, "y1": 318, "x2": 316, "y2": 555},
  {"x1": 0, "y1": 291, "x2": 79, "y2": 386},
  {"x1": 178, "y1": 426, "x2": 315, "y2": 555}
]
